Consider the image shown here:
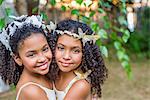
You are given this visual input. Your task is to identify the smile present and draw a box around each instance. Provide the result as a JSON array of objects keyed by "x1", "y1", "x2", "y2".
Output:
[
  {"x1": 37, "y1": 62, "x2": 49, "y2": 70},
  {"x1": 60, "y1": 61, "x2": 73, "y2": 67}
]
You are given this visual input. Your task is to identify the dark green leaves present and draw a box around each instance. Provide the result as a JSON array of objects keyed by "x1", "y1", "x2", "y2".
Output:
[
  {"x1": 75, "y1": 0, "x2": 83, "y2": 5},
  {"x1": 71, "y1": 9, "x2": 80, "y2": 16},
  {"x1": 0, "y1": 18, "x2": 5, "y2": 30},
  {"x1": 49, "y1": 0, "x2": 56, "y2": 6},
  {"x1": 61, "y1": 5, "x2": 66, "y2": 11},
  {"x1": 0, "y1": 0, "x2": 4, "y2": 5}
]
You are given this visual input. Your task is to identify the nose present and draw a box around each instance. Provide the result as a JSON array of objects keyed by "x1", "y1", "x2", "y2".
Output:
[
  {"x1": 63, "y1": 51, "x2": 71, "y2": 60},
  {"x1": 38, "y1": 53, "x2": 46, "y2": 62}
]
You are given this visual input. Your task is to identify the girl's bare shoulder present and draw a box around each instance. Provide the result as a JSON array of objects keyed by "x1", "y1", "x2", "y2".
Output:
[
  {"x1": 65, "y1": 79, "x2": 91, "y2": 99},
  {"x1": 17, "y1": 83, "x2": 48, "y2": 100}
]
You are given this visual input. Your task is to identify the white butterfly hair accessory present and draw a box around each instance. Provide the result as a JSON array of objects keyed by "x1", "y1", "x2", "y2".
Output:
[{"x1": 0, "y1": 15, "x2": 47, "y2": 54}]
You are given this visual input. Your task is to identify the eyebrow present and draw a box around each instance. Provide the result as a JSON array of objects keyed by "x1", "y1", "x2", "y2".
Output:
[
  {"x1": 26, "y1": 44, "x2": 48, "y2": 54},
  {"x1": 57, "y1": 43, "x2": 82, "y2": 49}
]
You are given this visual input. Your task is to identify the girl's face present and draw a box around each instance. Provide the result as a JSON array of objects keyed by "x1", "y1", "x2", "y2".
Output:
[
  {"x1": 55, "y1": 34, "x2": 83, "y2": 73},
  {"x1": 14, "y1": 33, "x2": 52, "y2": 75}
]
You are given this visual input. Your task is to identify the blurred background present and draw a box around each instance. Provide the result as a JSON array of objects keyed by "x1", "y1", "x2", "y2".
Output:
[{"x1": 0, "y1": 0, "x2": 150, "y2": 100}]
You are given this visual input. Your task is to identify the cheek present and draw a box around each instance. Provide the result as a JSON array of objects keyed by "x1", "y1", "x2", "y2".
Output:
[
  {"x1": 47, "y1": 50, "x2": 52, "y2": 59},
  {"x1": 55, "y1": 50, "x2": 61, "y2": 59},
  {"x1": 23, "y1": 59, "x2": 35, "y2": 67},
  {"x1": 74, "y1": 54, "x2": 82, "y2": 64}
]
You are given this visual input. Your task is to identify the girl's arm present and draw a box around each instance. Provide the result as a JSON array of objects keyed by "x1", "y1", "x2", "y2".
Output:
[
  {"x1": 64, "y1": 79, "x2": 91, "y2": 100},
  {"x1": 18, "y1": 84, "x2": 48, "y2": 100}
]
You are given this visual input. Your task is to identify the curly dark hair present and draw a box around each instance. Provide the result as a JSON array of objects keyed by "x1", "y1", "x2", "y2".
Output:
[
  {"x1": 51, "y1": 19, "x2": 108, "y2": 97},
  {"x1": 0, "y1": 17, "x2": 56, "y2": 86}
]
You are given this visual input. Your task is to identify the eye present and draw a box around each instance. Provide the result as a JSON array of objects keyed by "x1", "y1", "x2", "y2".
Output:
[
  {"x1": 26, "y1": 53, "x2": 36, "y2": 57},
  {"x1": 72, "y1": 49, "x2": 81, "y2": 54},
  {"x1": 57, "y1": 45, "x2": 64, "y2": 51},
  {"x1": 43, "y1": 46, "x2": 49, "y2": 52}
]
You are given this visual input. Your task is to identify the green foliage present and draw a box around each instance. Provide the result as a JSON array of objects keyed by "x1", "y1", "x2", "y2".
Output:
[
  {"x1": 61, "y1": 5, "x2": 66, "y2": 11},
  {"x1": 0, "y1": 18, "x2": 5, "y2": 30},
  {"x1": 49, "y1": 0, "x2": 56, "y2": 6},
  {"x1": 32, "y1": 7, "x2": 38, "y2": 13},
  {"x1": 0, "y1": 0, "x2": 4, "y2": 5},
  {"x1": 71, "y1": 9, "x2": 80, "y2": 16},
  {"x1": 126, "y1": 7, "x2": 150, "y2": 58},
  {"x1": 0, "y1": 0, "x2": 135, "y2": 78},
  {"x1": 75, "y1": 0, "x2": 83, "y2": 5}
]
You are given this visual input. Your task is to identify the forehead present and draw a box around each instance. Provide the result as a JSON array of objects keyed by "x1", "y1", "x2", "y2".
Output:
[
  {"x1": 57, "y1": 34, "x2": 82, "y2": 47},
  {"x1": 18, "y1": 33, "x2": 47, "y2": 51}
]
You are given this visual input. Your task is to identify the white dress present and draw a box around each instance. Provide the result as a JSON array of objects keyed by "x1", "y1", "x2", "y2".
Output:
[
  {"x1": 16, "y1": 82, "x2": 56, "y2": 100},
  {"x1": 53, "y1": 71, "x2": 89, "y2": 100}
]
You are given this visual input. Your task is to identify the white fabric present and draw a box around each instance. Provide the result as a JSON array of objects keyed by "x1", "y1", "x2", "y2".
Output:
[
  {"x1": 16, "y1": 82, "x2": 56, "y2": 100},
  {"x1": 53, "y1": 75, "x2": 81, "y2": 100}
]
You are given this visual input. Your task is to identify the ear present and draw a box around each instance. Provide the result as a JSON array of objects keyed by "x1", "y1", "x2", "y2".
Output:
[{"x1": 12, "y1": 54, "x2": 23, "y2": 66}]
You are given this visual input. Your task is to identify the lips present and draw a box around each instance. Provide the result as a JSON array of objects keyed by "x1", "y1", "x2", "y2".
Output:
[
  {"x1": 37, "y1": 62, "x2": 49, "y2": 70},
  {"x1": 59, "y1": 61, "x2": 73, "y2": 67}
]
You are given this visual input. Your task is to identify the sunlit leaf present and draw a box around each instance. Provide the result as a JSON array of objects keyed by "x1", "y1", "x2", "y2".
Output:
[
  {"x1": 117, "y1": 50, "x2": 124, "y2": 60},
  {"x1": 0, "y1": 18, "x2": 5, "y2": 30},
  {"x1": 122, "y1": 30, "x2": 130, "y2": 43},
  {"x1": 98, "y1": 29, "x2": 108, "y2": 39},
  {"x1": 121, "y1": 61, "x2": 132, "y2": 79},
  {"x1": 98, "y1": 8, "x2": 105, "y2": 13},
  {"x1": 118, "y1": 16, "x2": 127, "y2": 26},
  {"x1": 5, "y1": 8, "x2": 13, "y2": 16},
  {"x1": 90, "y1": 22, "x2": 99, "y2": 32},
  {"x1": 100, "y1": 46, "x2": 108, "y2": 57},
  {"x1": 114, "y1": 41, "x2": 122, "y2": 50}
]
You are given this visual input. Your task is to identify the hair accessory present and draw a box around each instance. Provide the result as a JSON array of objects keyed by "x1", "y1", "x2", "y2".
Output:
[
  {"x1": 74, "y1": 70, "x2": 92, "y2": 79},
  {"x1": 46, "y1": 21, "x2": 100, "y2": 46},
  {"x1": 46, "y1": 21, "x2": 56, "y2": 32},
  {"x1": 56, "y1": 28, "x2": 100, "y2": 46},
  {"x1": 0, "y1": 15, "x2": 47, "y2": 54}
]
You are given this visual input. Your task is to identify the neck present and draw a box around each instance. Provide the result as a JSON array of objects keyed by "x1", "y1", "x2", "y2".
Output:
[
  {"x1": 19, "y1": 68, "x2": 48, "y2": 84},
  {"x1": 55, "y1": 71, "x2": 76, "y2": 90},
  {"x1": 59, "y1": 71, "x2": 76, "y2": 80}
]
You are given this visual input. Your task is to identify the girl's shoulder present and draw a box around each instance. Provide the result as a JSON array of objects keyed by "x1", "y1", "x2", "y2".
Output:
[
  {"x1": 65, "y1": 79, "x2": 91, "y2": 99},
  {"x1": 16, "y1": 82, "x2": 50, "y2": 100}
]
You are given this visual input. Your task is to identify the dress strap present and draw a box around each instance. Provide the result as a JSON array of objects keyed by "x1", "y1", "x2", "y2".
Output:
[
  {"x1": 16, "y1": 82, "x2": 46, "y2": 100},
  {"x1": 64, "y1": 76, "x2": 80, "y2": 93}
]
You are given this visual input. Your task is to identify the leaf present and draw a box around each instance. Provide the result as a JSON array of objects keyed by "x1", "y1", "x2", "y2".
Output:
[
  {"x1": 81, "y1": 15, "x2": 90, "y2": 23},
  {"x1": 114, "y1": 41, "x2": 122, "y2": 50},
  {"x1": 98, "y1": 29, "x2": 108, "y2": 39},
  {"x1": 100, "y1": 46, "x2": 108, "y2": 57},
  {"x1": 122, "y1": 30, "x2": 130, "y2": 43},
  {"x1": 118, "y1": 16, "x2": 127, "y2": 26},
  {"x1": 0, "y1": 0, "x2": 4, "y2": 5},
  {"x1": 71, "y1": 9, "x2": 80, "y2": 16},
  {"x1": 0, "y1": 18, "x2": 5, "y2": 30},
  {"x1": 75, "y1": 0, "x2": 83, "y2": 5},
  {"x1": 5, "y1": 8, "x2": 13, "y2": 16},
  {"x1": 49, "y1": 0, "x2": 56, "y2": 6},
  {"x1": 89, "y1": 11, "x2": 96, "y2": 17},
  {"x1": 32, "y1": 7, "x2": 38, "y2": 13},
  {"x1": 117, "y1": 50, "x2": 124, "y2": 60},
  {"x1": 98, "y1": 8, "x2": 105, "y2": 13},
  {"x1": 61, "y1": 5, "x2": 66, "y2": 11},
  {"x1": 121, "y1": 61, "x2": 132, "y2": 79},
  {"x1": 40, "y1": 12, "x2": 48, "y2": 21},
  {"x1": 90, "y1": 22, "x2": 99, "y2": 32}
]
